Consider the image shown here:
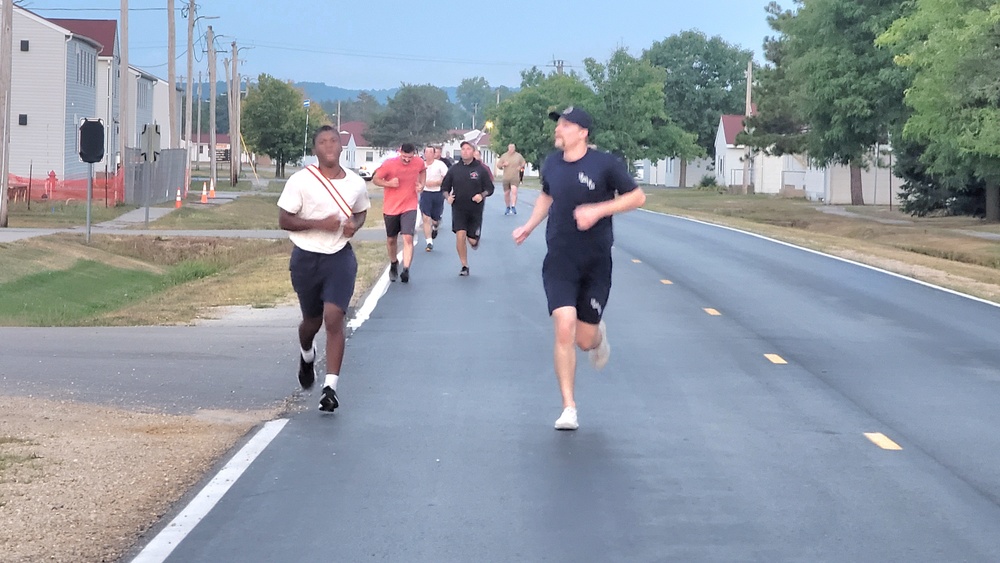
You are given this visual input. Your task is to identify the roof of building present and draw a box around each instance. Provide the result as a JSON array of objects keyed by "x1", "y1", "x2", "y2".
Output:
[
  {"x1": 339, "y1": 121, "x2": 370, "y2": 148},
  {"x1": 48, "y1": 19, "x2": 117, "y2": 58},
  {"x1": 720, "y1": 114, "x2": 747, "y2": 146}
]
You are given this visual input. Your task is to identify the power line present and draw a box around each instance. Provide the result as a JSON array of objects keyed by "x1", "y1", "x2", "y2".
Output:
[{"x1": 244, "y1": 40, "x2": 536, "y2": 67}]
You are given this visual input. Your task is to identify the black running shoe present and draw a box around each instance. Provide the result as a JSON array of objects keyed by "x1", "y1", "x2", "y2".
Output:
[
  {"x1": 400, "y1": 267, "x2": 410, "y2": 283},
  {"x1": 319, "y1": 386, "x2": 339, "y2": 412},
  {"x1": 389, "y1": 262, "x2": 398, "y2": 282},
  {"x1": 425, "y1": 242, "x2": 433, "y2": 252},
  {"x1": 459, "y1": 266, "x2": 470, "y2": 276},
  {"x1": 431, "y1": 224, "x2": 439, "y2": 239},
  {"x1": 298, "y1": 352, "x2": 316, "y2": 390}
]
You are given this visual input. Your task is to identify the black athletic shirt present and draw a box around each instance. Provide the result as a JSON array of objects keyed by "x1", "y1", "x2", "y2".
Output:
[
  {"x1": 541, "y1": 148, "x2": 638, "y2": 255},
  {"x1": 441, "y1": 158, "x2": 495, "y2": 206}
]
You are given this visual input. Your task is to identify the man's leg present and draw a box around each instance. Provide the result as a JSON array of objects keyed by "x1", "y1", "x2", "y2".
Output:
[
  {"x1": 575, "y1": 321, "x2": 601, "y2": 351},
  {"x1": 551, "y1": 307, "x2": 579, "y2": 409},
  {"x1": 504, "y1": 186, "x2": 511, "y2": 209},
  {"x1": 386, "y1": 235, "x2": 398, "y2": 263},
  {"x1": 322, "y1": 303, "x2": 346, "y2": 375},
  {"x1": 456, "y1": 230, "x2": 468, "y2": 267},
  {"x1": 510, "y1": 185, "x2": 518, "y2": 210},
  {"x1": 422, "y1": 213, "x2": 433, "y2": 244},
  {"x1": 401, "y1": 234, "x2": 414, "y2": 268}
]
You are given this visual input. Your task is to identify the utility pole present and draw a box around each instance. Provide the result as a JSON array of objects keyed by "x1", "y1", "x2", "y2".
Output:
[
  {"x1": 0, "y1": 3, "x2": 11, "y2": 227},
  {"x1": 196, "y1": 70, "x2": 201, "y2": 170},
  {"x1": 207, "y1": 25, "x2": 216, "y2": 192},
  {"x1": 230, "y1": 40, "x2": 239, "y2": 186},
  {"x1": 741, "y1": 59, "x2": 753, "y2": 196},
  {"x1": 224, "y1": 56, "x2": 233, "y2": 186},
  {"x1": 120, "y1": 0, "x2": 129, "y2": 167},
  {"x1": 0, "y1": 0, "x2": 14, "y2": 227},
  {"x1": 167, "y1": 0, "x2": 177, "y2": 148},
  {"x1": 184, "y1": 0, "x2": 194, "y2": 188}
]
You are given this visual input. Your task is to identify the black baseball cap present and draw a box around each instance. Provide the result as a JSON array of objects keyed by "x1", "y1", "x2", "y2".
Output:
[
  {"x1": 460, "y1": 140, "x2": 475, "y2": 149},
  {"x1": 548, "y1": 106, "x2": 593, "y2": 130}
]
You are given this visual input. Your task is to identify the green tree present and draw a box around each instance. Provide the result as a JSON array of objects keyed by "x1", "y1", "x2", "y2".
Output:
[
  {"x1": 487, "y1": 72, "x2": 596, "y2": 169},
  {"x1": 321, "y1": 92, "x2": 384, "y2": 126},
  {"x1": 456, "y1": 76, "x2": 496, "y2": 129},
  {"x1": 585, "y1": 48, "x2": 701, "y2": 169},
  {"x1": 741, "y1": 3, "x2": 810, "y2": 158},
  {"x1": 644, "y1": 30, "x2": 753, "y2": 187},
  {"x1": 781, "y1": 0, "x2": 909, "y2": 205},
  {"x1": 242, "y1": 74, "x2": 311, "y2": 178},
  {"x1": 879, "y1": 0, "x2": 1000, "y2": 220},
  {"x1": 520, "y1": 66, "x2": 545, "y2": 89},
  {"x1": 366, "y1": 84, "x2": 451, "y2": 148}
]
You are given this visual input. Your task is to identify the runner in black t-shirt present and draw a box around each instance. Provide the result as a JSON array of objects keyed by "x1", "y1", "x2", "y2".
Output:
[
  {"x1": 442, "y1": 140, "x2": 495, "y2": 276},
  {"x1": 512, "y1": 106, "x2": 646, "y2": 431}
]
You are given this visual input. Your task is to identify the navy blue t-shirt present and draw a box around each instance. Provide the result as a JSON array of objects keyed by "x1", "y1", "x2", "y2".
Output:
[{"x1": 541, "y1": 149, "x2": 638, "y2": 255}]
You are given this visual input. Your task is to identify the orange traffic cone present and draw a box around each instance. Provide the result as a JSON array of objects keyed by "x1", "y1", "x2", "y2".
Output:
[
  {"x1": 209, "y1": 179, "x2": 216, "y2": 199},
  {"x1": 200, "y1": 184, "x2": 208, "y2": 204},
  {"x1": 175, "y1": 188, "x2": 183, "y2": 208}
]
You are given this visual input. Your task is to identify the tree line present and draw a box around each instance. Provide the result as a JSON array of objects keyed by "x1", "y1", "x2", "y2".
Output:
[
  {"x1": 743, "y1": 0, "x2": 1000, "y2": 220},
  {"x1": 241, "y1": 0, "x2": 999, "y2": 220}
]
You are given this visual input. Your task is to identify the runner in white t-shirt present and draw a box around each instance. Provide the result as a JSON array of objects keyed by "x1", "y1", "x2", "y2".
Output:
[
  {"x1": 419, "y1": 146, "x2": 450, "y2": 252},
  {"x1": 277, "y1": 125, "x2": 370, "y2": 413}
]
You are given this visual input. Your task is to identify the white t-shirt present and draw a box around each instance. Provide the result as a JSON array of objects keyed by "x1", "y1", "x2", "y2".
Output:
[
  {"x1": 277, "y1": 166, "x2": 371, "y2": 254},
  {"x1": 423, "y1": 159, "x2": 449, "y2": 192}
]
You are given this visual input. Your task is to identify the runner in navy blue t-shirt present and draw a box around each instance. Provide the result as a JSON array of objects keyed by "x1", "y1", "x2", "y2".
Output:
[{"x1": 512, "y1": 106, "x2": 646, "y2": 431}]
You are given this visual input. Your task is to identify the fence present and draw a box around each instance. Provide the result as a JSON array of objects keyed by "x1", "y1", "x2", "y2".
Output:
[
  {"x1": 125, "y1": 148, "x2": 187, "y2": 206},
  {"x1": 6, "y1": 148, "x2": 187, "y2": 206}
]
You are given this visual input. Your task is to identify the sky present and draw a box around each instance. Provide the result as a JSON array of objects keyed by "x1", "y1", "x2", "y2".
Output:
[{"x1": 19, "y1": 0, "x2": 777, "y2": 90}]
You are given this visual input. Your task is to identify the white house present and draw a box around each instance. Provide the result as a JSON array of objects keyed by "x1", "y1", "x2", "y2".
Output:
[
  {"x1": 442, "y1": 128, "x2": 496, "y2": 169},
  {"x1": 714, "y1": 114, "x2": 903, "y2": 204},
  {"x1": 8, "y1": 6, "x2": 102, "y2": 182},
  {"x1": 48, "y1": 18, "x2": 119, "y2": 171},
  {"x1": 634, "y1": 157, "x2": 714, "y2": 187}
]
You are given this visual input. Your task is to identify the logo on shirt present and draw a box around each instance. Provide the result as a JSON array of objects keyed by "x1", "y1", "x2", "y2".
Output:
[
  {"x1": 470, "y1": 171, "x2": 479, "y2": 180},
  {"x1": 579, "y1": 171, "x2": 596, "y2": 191},
  {"x1": 590, "y1": 298, "x2": 603, "y2": 316}
]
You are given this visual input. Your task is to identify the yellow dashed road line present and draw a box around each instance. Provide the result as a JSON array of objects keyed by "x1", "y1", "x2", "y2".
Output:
[
  {"x1": 703, "y1": 308, "x2": 721, "y2": 316},
  {"x1": 764, "y1": 354, "x2": 787, "y2": 364},
  {"x1": 864, "y1": 432, "x2": 903, "y2": 450},
  {"x1": 660, "y1": 279, "x2": 673, "y2": 285}
]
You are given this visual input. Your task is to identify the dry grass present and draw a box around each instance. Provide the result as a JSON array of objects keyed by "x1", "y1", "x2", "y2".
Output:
[
  {"x1": 0, "y1": 233, "x2": 388, "y2": 326},
  {"x1": 642, "y1": 189, "x2": 1000, "y2": 303},
  {"x1": 7, "y1": 200, "x2": 135, "y2": 228}
]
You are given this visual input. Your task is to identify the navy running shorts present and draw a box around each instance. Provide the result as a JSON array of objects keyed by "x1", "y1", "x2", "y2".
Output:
[
  {"x1": 419, "y1": 191, "x2": 444, "y2": 221},
  {"x1": 289, "y1": 244, "x2": 358, "y2": 318},
  {"x1": 451, "y1": 204, "x2": 484, "y2": 239},
  {"x1": 384, "y1": 209, "x2": 418, "y2": 238},
  {"x1": 542, "y1": 250, "x2": 612, "y2": 324}
]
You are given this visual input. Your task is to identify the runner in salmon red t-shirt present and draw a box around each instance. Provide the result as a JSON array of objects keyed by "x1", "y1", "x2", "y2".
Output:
[{"x1": 372, "y1": 143, "x2": 426, "y2": 283}]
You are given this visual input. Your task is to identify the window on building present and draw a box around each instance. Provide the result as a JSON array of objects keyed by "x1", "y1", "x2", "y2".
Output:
[
  {"x1": 365, "y1": 151, "x2": 374, "y2": 162},
  {"x1": 20, "y1": 40, "x2": 29, "y2": 52},
  {"x1": 18, "y1": 114, "x2": 27, "y2": 126}
]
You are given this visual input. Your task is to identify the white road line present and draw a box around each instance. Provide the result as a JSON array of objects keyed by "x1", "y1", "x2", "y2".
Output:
[
  {"x1": 347, "y1": 262, "x2": 392, "y2": 331},
  {"x1": 131, "y1": 418, "x2": 289, "y2": 563},
  {"x1": 641, "y1": 209, "x2": 1000, "y2": 309}
]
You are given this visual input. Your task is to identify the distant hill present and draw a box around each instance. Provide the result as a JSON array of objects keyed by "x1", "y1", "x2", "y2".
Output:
[
  {"x1": 184, "y1": 81, "x2": 494, "y2": 104},
  {"x1": 295, "y1": 82, "x2": 461, "y2": 104}
]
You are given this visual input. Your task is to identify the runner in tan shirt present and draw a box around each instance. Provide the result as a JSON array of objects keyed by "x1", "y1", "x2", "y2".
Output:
[{"x1": 496, "y1": 143, "x2": 526, "y2": 215}]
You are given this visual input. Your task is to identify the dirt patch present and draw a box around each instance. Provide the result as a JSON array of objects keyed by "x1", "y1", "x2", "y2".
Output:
[{"x1": 0, "y1": 396, "x2": 277, "y2": 563}]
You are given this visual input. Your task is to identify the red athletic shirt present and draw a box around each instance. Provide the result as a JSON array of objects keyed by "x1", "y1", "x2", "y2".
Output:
[{"x1": 375, "y1": 157, "x2": 426, "y2": 215}]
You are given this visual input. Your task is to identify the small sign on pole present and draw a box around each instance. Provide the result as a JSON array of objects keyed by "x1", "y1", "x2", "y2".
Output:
[{"x1": 79, "y1": 119, "x2": 105, "y2": 243}]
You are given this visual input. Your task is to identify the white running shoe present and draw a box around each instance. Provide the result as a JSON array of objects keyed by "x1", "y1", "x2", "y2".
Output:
[
  {"x1": 589, "y1": 320, "x2": 611, "y2": 370},
  {"x1": 554, "y1": 407, "x2": 579, "y2": 431}
]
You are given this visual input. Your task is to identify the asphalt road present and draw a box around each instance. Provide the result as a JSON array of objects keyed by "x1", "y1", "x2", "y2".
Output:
[{"x1": 107, "y1": 189, "x2": 1000, "y2": 562}]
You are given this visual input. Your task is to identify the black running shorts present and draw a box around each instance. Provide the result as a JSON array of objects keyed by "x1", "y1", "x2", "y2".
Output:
[
  {"x1": 419, "y1": 191, "x2": 444, "y2": 221},
  {"x1": 289, "y1": 244, "x2": 358, "y2": 317},
  {"x1": 542, "y1": 250, "x2": 612, "y2": 324},
  {"x1": 384, "y1": 209, "x2": 418, "y2": 238},
  {"x1": 451, "y1": 204, "x2": 484, "y2": 239}
]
